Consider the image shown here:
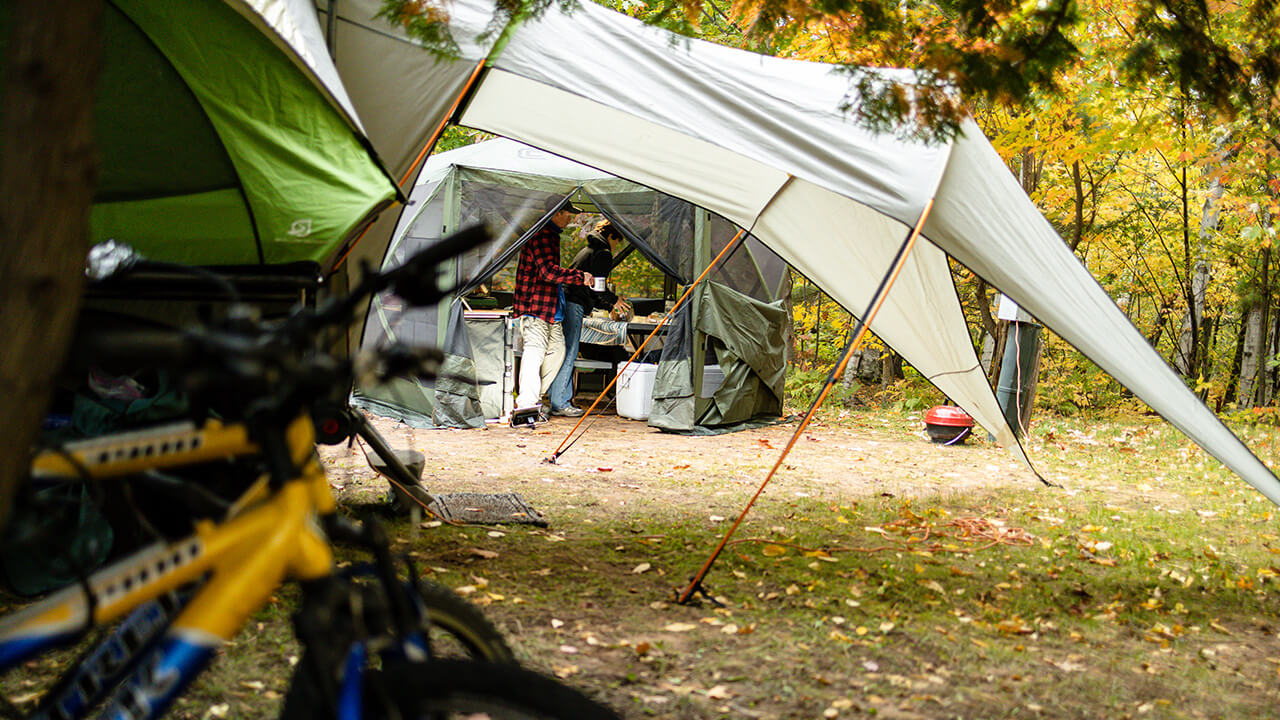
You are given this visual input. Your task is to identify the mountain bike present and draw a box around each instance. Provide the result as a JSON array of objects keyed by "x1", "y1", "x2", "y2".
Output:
[{"x1": 4, "y1": 227, "x2": 620, "y2": 719}]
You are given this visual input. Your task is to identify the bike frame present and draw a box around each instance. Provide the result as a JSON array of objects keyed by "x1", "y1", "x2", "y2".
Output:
[{"x1": 6, "y1": 414, "x2": 335, "y2": 720}]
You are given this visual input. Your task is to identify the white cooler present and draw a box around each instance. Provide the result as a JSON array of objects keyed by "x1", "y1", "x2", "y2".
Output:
[{"x1": 617, "y1": 363, "x2": 658, "y2": 420}]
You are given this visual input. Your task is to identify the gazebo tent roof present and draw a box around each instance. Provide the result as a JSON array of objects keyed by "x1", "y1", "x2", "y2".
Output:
[{"x1": 316, "y1": 0, "x2": 1280, "y2": 503}]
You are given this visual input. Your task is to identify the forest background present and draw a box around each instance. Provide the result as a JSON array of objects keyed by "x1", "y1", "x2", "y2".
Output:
[{"x1": 427, "y1": 0, "x2": 1280, "y2": 426}]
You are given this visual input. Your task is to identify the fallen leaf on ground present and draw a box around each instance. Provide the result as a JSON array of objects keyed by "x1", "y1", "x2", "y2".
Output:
[
  {"x1": 664, "y1": 623, "x2": 697, "y2": 632},
  {"x1": 706, "y1": 685, "x2": 734, "y2": 700},
  {"x1": 997, "y1": 618, "x2": 1034, "y2": 635}
]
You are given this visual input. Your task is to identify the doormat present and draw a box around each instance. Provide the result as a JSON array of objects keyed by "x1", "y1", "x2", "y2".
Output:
[{"x1": 427, "y1": 492, "x2": 548, "y2": 527}]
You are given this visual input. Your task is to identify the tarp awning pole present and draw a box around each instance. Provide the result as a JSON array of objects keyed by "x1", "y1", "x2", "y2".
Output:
[
  {"x1": 547, "y1": 177, "x2": 799, "y2": 459},
  {"x1": 545, "y1": 229, "x2": 750, "y2": 463},
  {"x1": 676, "y1": 199, "x2": 935, "y2": 605}
]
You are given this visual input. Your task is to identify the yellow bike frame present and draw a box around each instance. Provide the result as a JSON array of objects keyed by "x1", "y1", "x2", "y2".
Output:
[{"x1": 8, "y1": 414, "x2": 335, "y2": 655}]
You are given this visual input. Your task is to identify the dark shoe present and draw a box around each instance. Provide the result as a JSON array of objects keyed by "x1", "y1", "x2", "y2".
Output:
[{"x1": 551, "y1": 405, "x2": 585, "y2": 417}]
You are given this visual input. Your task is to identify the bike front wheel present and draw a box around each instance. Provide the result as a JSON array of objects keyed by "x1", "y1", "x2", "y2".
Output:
[
  {"x1": 368, "y1": 660, "x2": 621, "y2": 720},
  {"x1": 414, "y1": 578, "x2": 515, "y2": 663},
  {"x1": 282, "y1": 578, "x2": 515, "y2": 719}
]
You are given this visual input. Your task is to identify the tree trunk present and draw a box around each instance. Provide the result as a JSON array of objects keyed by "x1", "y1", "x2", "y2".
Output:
[
  {"x1": 1224, "y1": 312, "x2": 1247, "y2": 406},
  {"x1": 1261, "y1": 311, "x2": 1280, "y2": 407},
  {"x1": 1241, "y1": 306, "x2": 1266, "y2": 407},
  {"x1": 973, "y1": 278, "x2": 999, "y2": 377},
  {"x1": 1175, "y1": 260, "x2": 1209, "y2": 377},
  {"x1": 986, "y1": 322, "x2": 1007, "y2": 385},
  {"x1": 1197, "y1": 313, "x2": 1216, "y2": 401},
  {"x1": 1174, "y1": 134, "x2": 1229, "y2": 380},
  {"x1": 0, "y1": 1, "x2": 104, "y2": 529},
  {"x1": 879, "y1": 350, "x2": 903, "y2": 389},
  {"x1": 1069, "y1": 159, "x2": 1085, "y2": 251},
  {"x1": 1242, "y1": 233, "x2": 1273, "y2": 406}
]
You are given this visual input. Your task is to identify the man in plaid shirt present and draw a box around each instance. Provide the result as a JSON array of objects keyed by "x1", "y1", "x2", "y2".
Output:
[{"x1": 514, "y1": 195, "x2": 593, "y2": 414}]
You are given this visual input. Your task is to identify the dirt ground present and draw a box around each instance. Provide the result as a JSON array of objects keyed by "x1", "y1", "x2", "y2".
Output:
[
  {"x1": 309, "y1": 403, "x2": 1280, "y2": 720},
  {"x1": 321, "y1": 408, "x2": 1039, "y2": 513},
  {"x1": 317, "y1": 407, "x2": 1065, "y2": 718}
]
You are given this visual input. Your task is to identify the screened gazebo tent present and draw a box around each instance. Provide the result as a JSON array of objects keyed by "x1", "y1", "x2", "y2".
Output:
[{"x1": 352, "y1": 138, "x2": 791, "y2": 430}]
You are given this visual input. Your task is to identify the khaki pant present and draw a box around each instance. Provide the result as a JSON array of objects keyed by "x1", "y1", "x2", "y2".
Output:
[{"x1": 516, "y1": 315, "x2": 565, "y2": 409}]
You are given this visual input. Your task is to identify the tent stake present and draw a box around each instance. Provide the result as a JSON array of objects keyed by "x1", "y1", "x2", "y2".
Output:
[
  {"x1": 546, "y1": 230, "x2": 749, "y2": 463},
  {"x1": 676, "y1": 199, "x2": 935, "y2": 605}
]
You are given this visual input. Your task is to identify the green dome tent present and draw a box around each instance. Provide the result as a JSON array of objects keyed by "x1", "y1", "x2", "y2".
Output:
[{"x1": 5, "y1": 0, "x2": 400, "y2": 269}]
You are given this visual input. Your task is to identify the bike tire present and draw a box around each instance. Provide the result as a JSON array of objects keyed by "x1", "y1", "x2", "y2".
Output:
[
  {"x1": 414, "y1": 578, "x2": 515, "y2": 663},
  {"x1": 369, "y1": 659, "x2": 622, "y2": 720},
  {"x1": 281, "y1": 579, "x2": 514, "y2": 719}
]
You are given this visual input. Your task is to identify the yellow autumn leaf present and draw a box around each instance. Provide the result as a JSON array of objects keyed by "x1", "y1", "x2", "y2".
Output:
[
  {"x1": 762, "y1": 544, "x2": 788, "y2": 557},
  {"x1": 996, "y1": 617, "x2": 1034, "y2": 635},
  {"x1": 921, "y1": 579, "x2": 945, "y2": 594}
]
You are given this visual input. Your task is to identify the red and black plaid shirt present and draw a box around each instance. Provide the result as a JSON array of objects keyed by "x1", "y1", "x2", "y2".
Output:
[{"x1": 513, "y1": 222, "x2": 585, "y2": 322}]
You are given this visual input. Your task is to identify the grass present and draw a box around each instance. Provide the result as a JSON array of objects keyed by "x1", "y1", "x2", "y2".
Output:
[{"x1": 4, "y1": 408, "x2": 1280, "y2": 718}]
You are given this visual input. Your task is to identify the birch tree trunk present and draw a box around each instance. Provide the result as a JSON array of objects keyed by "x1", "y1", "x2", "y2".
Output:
[{"x1": 1239, "y1": 307, "x2": 1266, "y2": 406}]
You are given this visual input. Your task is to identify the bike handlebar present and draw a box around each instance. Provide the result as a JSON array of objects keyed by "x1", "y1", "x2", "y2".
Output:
[{"x1": 74, "y1": 225, "x2": 492, "y2": 421}]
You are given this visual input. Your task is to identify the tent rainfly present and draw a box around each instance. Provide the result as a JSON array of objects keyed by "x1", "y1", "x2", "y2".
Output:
[
  {"x1": 353, "y1": 138, "x2": 792, "y2": 431},
  {"x1": 4, "y1": 0, "x2": 401, "y2": 270},
  {"x1": 315, "y1": 0, "x2": 1280, "y2": 503}
]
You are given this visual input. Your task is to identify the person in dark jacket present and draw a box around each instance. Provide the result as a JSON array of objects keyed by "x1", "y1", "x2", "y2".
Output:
[
  {"x1": 513, "y1": 196, "x2": 593, "y2": 413},
  {"x1": 548, "y1": 220, "x2": 630, "y2": 416}
]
